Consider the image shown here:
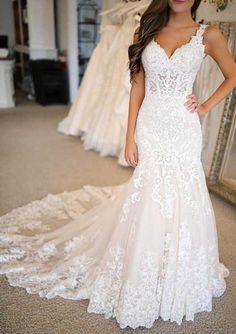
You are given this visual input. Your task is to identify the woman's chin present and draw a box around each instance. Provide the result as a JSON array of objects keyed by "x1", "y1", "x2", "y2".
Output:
[{"x1": 168, "y1": 0, "x2": 194, "y2": 12}]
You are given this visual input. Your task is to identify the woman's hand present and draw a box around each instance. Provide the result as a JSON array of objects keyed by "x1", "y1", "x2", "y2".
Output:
[
  {"x1": 125, "y1": 139, "x2": 138, "y2": 168},
  {"x1": 184, "y1": 94, "x2": 209, "y2": 115}
]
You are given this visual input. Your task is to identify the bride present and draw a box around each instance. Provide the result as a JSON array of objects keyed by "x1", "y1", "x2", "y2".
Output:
[{"x1": 1, "y1": 0, "x2": 236, "y2": 330}]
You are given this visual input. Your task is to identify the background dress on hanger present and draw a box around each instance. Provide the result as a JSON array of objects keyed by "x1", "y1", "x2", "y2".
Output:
[
  {"x1": 0, "y1": 23, "x2": 229, "y2": 330},
  {"x1": 58, "y1": 24, "x2": 119, "y2": 136},
  {"x1": 81, "y1": 14, "x2": 138, "y2": 157},
  {"x1": 114, "y1": 13, "x2": 141, "y2": 166},
  {"x1": 58, "y1": 3, "x2": 147, "y2": 166}
]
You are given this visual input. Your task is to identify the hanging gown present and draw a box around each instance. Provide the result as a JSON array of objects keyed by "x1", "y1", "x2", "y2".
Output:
[
  {"x1": 0, "y1": 23, "x2": 229, "y2": 330},
  {"x1": 57, "y1": 13, "x2": 140, "y2": 164},
  {"x1": 81, "y1": 14, "x2": 137, "y2": 157},
  {"x1": 114, "y1": 13, "x2": 142, "y2": 167},
  {"x1": 57, "y1": 23, "x2": 120, "y2": 136}
]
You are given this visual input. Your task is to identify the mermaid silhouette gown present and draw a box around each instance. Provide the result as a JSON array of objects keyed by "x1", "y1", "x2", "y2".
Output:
[{"x1": 0, "y1": 23, "x2": 229, "y2": 329}]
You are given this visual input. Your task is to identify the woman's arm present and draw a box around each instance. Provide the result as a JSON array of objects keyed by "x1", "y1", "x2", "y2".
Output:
[
  {"x1": 125, "y1": 28, "x2": 145, "y2": 168},
  {"x1": 185, "y1": 26, "x2": 236, "y2": 114}
]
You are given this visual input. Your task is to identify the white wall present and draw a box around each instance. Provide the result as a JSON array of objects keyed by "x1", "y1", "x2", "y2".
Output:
[
  {"x1": 67, "y1": 0, "x2": 78, "y2": 102},
  {"x1": 57, "y1": 0, "x2": 68, "y2": 52},
  {"x1": 56, "y1": 0, "x2": 104, "y2": 102},
  {"x1": 0, "y1": 0, "x2": 15, "y2": 53},
  {"x1": 196, "y1": 0, "x2": 236, "y2": 21},
  {"x1": 27, "y1": 0, "x2": 57, "y2": 59}
]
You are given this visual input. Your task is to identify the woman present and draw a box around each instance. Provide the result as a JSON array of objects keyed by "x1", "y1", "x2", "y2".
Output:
[{"x1": 1, "y1": 0, "x2": 236, "y2": 330}]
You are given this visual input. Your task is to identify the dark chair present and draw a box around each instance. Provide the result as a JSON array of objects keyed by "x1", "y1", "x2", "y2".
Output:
[{"x1": 30, "y1": 59, "x2": 69, "y2": 106}]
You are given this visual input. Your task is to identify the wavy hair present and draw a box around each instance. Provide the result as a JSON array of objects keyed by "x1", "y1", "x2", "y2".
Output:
[{"x1": 128, "y1": 0, "x2": 202, "y2": 83}]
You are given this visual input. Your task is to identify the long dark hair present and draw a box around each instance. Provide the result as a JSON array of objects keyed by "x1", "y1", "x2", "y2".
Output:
[{"x1": 128, "y1": 0, "x2": 202, "y2": 83}]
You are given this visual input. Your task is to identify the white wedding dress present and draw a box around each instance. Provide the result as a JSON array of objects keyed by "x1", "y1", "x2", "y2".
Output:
[{"x1": 0, "y1": 23, "x2": 229, "y2": 329}]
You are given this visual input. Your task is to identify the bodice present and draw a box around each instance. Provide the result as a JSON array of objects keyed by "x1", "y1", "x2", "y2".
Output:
[{"x1": 141, "y1": 24, "x2": 208, "y2": 99}]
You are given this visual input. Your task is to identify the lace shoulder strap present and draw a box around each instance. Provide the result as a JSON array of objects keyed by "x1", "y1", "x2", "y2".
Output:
[{"x1": 195, "y1": 23, "x2": 209, "y2": 44}]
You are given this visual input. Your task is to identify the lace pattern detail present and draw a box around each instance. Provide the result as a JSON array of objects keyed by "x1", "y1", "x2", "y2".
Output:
[{"x1": 142, "y1": 24, "x2": 208, "y2": 98}]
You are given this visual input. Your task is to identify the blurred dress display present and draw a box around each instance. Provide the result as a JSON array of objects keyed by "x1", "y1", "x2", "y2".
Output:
[{"x1": 58, "y1": 5, "x2": 143, "y2": 166}]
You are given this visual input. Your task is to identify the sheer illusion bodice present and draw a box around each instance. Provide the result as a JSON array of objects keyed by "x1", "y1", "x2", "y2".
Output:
[
  {"x1": 144, "y1": 24, "x2": 206, "y2": 97},
  {"x1": 0, "y1": 23, "x2": 229, "y2": 330}
]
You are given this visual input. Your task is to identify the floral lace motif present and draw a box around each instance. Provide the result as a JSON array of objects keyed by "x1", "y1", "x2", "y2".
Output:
[{"x1": 142, "y1": 24, "x2": 207, "y2": 98}]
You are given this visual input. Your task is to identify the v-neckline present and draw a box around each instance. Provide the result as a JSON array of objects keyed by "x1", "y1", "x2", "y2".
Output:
[{"x1": 152, "y1": 23, "x2": 202, "y2": 60}]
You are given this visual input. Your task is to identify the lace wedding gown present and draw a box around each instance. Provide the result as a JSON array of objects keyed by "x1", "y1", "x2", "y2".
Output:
[{"x1": 0, "y1": 23, "x2": 229, "y2": 329}]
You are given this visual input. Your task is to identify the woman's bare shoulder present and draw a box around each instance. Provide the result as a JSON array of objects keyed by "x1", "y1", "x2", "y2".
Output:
[
  {"x1": 204, "y1": 25, "x2": 225, "y2": 45},
  {"x1": 203, "y1": 24, "x2": 228, "y2": 54}
]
